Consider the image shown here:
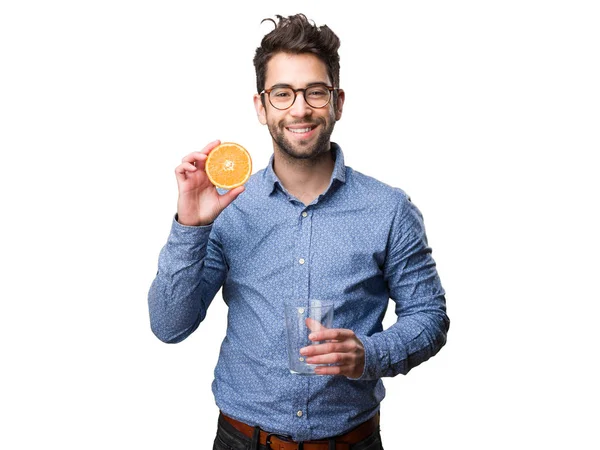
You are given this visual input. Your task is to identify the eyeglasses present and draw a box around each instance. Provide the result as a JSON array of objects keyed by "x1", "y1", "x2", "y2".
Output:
[{"x1": 260, "y1": 84, "x2": 338, "y2": 110}]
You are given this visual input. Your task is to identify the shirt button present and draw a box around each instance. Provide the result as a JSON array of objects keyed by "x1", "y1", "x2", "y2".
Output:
[
  {"x1": 302, "y1": 212, "x2": 308, "y2": 218},
  {"x1": 299, "y1": 258, "x2": 305, "y2": 265},
  {"x1": 297, "y1": 410, "x2": 303, "y2": 417}
]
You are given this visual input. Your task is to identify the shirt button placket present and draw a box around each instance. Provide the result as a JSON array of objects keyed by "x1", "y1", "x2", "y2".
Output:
[
  {"x1": 293, "y1": 207, "x2": 311, "y2": 437},
  {"x1": 291, "y1": 205, "x2": 312, "y2": 436},
  {"x1": 297, "y1": 209, "x2": 312, "y2": 299}
]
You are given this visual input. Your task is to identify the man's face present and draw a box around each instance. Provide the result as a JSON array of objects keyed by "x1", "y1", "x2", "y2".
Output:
[{"x1": 254, "y1": 52, "x2": 344, "y2": 160}]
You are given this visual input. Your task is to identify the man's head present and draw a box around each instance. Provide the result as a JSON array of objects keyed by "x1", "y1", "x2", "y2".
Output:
[
  {"x1": 253, "y1": 14, "x2": 345, "y2": 160},
  {"x1": 253, "y1": 14, "x2": 341, "y2": 96}
]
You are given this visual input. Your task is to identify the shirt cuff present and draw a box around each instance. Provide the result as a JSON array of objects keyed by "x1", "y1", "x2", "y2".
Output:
[
  {"x1": 166, "y1": 214, "x2": 214, "y2": 260},
  {"x1": 171, "y1": 213, "x2": 212, "y2": 234},
  {"x1": 350, "y1": 332, "x2": 411, "y2": 380}
]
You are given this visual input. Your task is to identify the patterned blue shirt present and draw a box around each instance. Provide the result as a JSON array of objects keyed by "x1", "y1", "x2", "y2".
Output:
[{"x1": 148, "y1": 143, "x2": 449, "y2": 441}]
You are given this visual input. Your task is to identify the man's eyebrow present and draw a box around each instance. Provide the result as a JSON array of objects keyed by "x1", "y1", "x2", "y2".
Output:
[{"x1": 268, "y1": 81, "x2": 330, "y2": 89}]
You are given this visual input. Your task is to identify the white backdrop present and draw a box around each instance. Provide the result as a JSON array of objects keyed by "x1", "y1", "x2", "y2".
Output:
[{"x1": 1, "y1": 1, "x2": 599, "y2": 449}]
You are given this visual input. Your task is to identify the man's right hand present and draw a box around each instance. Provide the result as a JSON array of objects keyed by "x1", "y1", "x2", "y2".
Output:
[{"x1": 175, "y1": 140, "x2": 245, "y2": 226}]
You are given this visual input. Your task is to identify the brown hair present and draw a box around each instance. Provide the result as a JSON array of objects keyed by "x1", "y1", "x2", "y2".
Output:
[{"x1": 253, "y1": 14, "x2": 341, "y2": 95}]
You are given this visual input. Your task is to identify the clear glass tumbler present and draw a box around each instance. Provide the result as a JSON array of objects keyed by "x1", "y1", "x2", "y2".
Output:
[{"x1": 284, "y1": 299, "x2": 334, "y2": 375}]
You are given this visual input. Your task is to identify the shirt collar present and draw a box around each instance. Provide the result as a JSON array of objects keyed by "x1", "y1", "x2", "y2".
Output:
[{"x1": 261, "y1": 142, "x2": 347, "y2": 197}]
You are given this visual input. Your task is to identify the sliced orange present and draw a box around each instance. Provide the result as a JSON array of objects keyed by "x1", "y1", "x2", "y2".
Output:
[{"x1": 205, "y1": 142, "x2": 252, "y2": 189}]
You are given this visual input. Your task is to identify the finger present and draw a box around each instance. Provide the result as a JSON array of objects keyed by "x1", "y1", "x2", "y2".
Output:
[
  {"x1": 305, "y1": 352, "x2": 347, "y2": 366},
  {"x1": 216, "y1": 185, "x2": 245, "y2": 209},
  {"x1": 300, "y1": 341, "x2": 353, "y2": 357},
  {"x1": 175, "y1": 162, "x2": 198, "y2": 174},
  {"x1": 181, "y1": 152, "x2": 208, "y2": 168},
  {"x1": 308, "y1": 328, "x2": 354, "y2": 342},
  {"x1": 201, "y1": 139, "x2": 221, "y2": 153},
  {"x1": 180, "y1": 140, "x2": 220, "y2": 164},
  {"x1": 175, "y1": 162, "x2": 198, "y2": 182},
  {"x1": 305, "y1": 317, "x2": 329, "y2": 333},
  {"x1": 314, "y1": 365, "x2": 347, "y2": 376},
  {"x1": 315, "y1": 363, "x2": 363, "y2": 378},
  {"x1": 182, "y1": 140, "x2": 221, "y2": 161}
]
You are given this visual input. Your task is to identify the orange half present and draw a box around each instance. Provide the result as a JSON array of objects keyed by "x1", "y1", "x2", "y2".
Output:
[{"x1": 205, "y1": 142, "x2": 252, "y2": 189}]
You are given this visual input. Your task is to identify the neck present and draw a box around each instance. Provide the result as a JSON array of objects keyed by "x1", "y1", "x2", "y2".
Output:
[{"x1": 272, "y1": 145, "x2": 336, "y2": 205}]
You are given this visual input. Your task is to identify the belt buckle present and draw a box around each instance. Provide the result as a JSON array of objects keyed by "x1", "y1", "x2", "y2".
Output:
[{"x1": 265, "y1": 432, "x2": 303, "y2": 450}]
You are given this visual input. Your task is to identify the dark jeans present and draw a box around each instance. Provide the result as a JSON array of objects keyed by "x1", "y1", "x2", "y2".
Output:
[{"x1": 213, "y1": 414, "x2": 384, "y2": 450}]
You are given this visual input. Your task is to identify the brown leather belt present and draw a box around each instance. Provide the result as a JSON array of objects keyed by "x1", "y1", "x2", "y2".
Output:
[{"x1": 221, "y1": 412, "x2": 379, "y2": 450}]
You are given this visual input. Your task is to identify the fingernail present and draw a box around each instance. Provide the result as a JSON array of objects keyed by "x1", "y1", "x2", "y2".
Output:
[
  {"x1": 308, "y1": 333, "x2": 316, "y2": 340},
  {"x1": 300, "y1": 348, "x2": 308, "y2": 355}
]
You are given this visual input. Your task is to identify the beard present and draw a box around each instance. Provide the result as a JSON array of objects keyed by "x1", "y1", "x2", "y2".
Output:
[{"x1": 267, "y1": 113, "x2": 337, "y2": 160}]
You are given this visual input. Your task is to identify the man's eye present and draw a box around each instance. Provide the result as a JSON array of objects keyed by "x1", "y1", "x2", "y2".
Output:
[
  {"x1": 273, "y1": 91, "x2": 291, "y2": 98},
  {"x1": 308, "y1": 89, "x2": 328, "y2": 97}
]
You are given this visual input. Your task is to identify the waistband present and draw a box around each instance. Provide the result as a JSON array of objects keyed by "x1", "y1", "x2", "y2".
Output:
[{"x1": 220, "y1": 411, "x2": 379, "y2": 450}]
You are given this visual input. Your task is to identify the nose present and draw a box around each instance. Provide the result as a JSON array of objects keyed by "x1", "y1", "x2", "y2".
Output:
[{"x1": 288, "y1": 91, "x2": 312, "y2": 118}]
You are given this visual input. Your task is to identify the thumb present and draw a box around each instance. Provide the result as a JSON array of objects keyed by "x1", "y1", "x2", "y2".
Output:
[
  {"x1": 218, "y1": 186, "x2": 245, "y2": 210},
  {"x1": 305, "y1": 317, "x2": 329, "y2": 333}
]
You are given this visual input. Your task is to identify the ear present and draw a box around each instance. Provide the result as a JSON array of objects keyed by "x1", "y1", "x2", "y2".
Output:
[
  {"x1": 254, "y1": 93, "x2": 268, "y2": 125},
  {"x1": 334, "y1": 89, "x2": 345, "y2": 121}
]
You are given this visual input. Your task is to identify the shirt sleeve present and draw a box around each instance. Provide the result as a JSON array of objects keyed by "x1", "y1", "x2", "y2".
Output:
[
  {"x1": 354, "y1": 194, "x2": 450, "y2": 380},
  {"x1": 147, "y1": 215, "x2": 228, "y2": 343}
]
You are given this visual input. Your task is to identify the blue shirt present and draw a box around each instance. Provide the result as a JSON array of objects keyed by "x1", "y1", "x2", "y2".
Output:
[{"x1": 148, "y1": 143, "x2": 449, "y2": 441}]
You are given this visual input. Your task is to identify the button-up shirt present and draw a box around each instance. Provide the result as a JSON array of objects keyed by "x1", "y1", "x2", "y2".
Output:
[{"x1": 148, "y1": 143, "x2": 449, "y2": 441}]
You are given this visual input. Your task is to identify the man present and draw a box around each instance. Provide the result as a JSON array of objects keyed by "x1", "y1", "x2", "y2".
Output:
[{"x1": 148, "y1": 13, "x2": 449, "y2": 450}]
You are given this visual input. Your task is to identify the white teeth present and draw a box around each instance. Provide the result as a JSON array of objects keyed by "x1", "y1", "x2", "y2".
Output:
[{"x1": 288, "y1": 127, "x2": 313, "y2": 133}]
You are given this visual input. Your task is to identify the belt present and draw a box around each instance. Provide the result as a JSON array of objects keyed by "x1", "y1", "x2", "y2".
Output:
[{"x1": 221, "y1": 412, "x2": 379, "y2": 450}]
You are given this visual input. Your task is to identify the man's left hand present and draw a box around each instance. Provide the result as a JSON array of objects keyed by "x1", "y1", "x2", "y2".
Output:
[{"x1": 300, "y1": 319, "x2": 365, "y2": 378}]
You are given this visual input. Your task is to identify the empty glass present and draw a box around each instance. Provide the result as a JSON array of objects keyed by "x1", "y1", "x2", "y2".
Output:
[{"x1": 284, "y1": 299, "x2": 334, "y2": 375}]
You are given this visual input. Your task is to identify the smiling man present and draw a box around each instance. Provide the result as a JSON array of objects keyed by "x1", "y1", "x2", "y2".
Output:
[
  {"x1": 148, "y1": 14, "x2": 449, "y2": 450},
  {"x1": 256, "y1": 52, "x2": 341, "y2": 161},
  {"x1": 253, "y1": 51, "x2": 343, "y2": 207}
]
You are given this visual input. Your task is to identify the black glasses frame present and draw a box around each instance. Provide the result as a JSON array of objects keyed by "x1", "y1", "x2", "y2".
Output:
[{"x1": 260, "y1": 85, "x2": 339, "y2": 110}]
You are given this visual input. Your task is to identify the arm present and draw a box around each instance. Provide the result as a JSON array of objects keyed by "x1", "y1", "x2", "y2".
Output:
[
  {"x1": 357, "y1": 195, "x2": 449, "y2": 379},
  {"x1": 302, "y1": 194, "x2": 449, "y2": 379},
  {"x1": 147, "y1": 140, "x2": 243, "y2": 343},
  {"x1": 147, "y1": 218, "x2": 226, "y2": 343}
]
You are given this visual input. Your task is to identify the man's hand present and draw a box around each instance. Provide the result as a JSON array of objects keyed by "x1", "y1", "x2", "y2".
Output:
[
  {"x1": 175, "y1": 140, "x2": 245, "y2": 226},
  {"x1": 300, "y1": 318, "x2": 365, "y2": 378}
]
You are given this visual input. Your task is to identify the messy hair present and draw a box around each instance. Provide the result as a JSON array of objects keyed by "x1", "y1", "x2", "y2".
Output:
[{"x1": 253, "y1": 14, "x2": 341, "y2": 94}]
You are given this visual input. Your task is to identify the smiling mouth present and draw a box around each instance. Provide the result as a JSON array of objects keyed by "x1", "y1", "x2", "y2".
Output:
[{"x1": 286, "y1": 124, "x2": 318, "y2": 134}]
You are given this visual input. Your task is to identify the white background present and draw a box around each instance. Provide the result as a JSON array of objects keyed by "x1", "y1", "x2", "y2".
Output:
[{"x1": 1, "y1": 1, "x2": 599, "y2": 448}]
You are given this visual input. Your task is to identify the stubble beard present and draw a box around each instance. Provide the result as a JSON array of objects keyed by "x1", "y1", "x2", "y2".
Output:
[{"x1": 267, "y1": 114, "x2": 337, "y2": 161}]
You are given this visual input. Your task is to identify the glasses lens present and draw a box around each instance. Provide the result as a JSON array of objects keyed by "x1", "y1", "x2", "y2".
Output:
[
  {"x1": 269, "y1": 87, "x2": 295, "y2": 109},
  {"x1": 304, "y1": 85, "x2": 331, "y2": 108}
]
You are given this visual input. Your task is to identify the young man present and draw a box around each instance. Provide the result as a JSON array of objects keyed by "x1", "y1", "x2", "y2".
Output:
[{"x1": 148, "y1": 14, "x2": 449, "y2": 450}]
